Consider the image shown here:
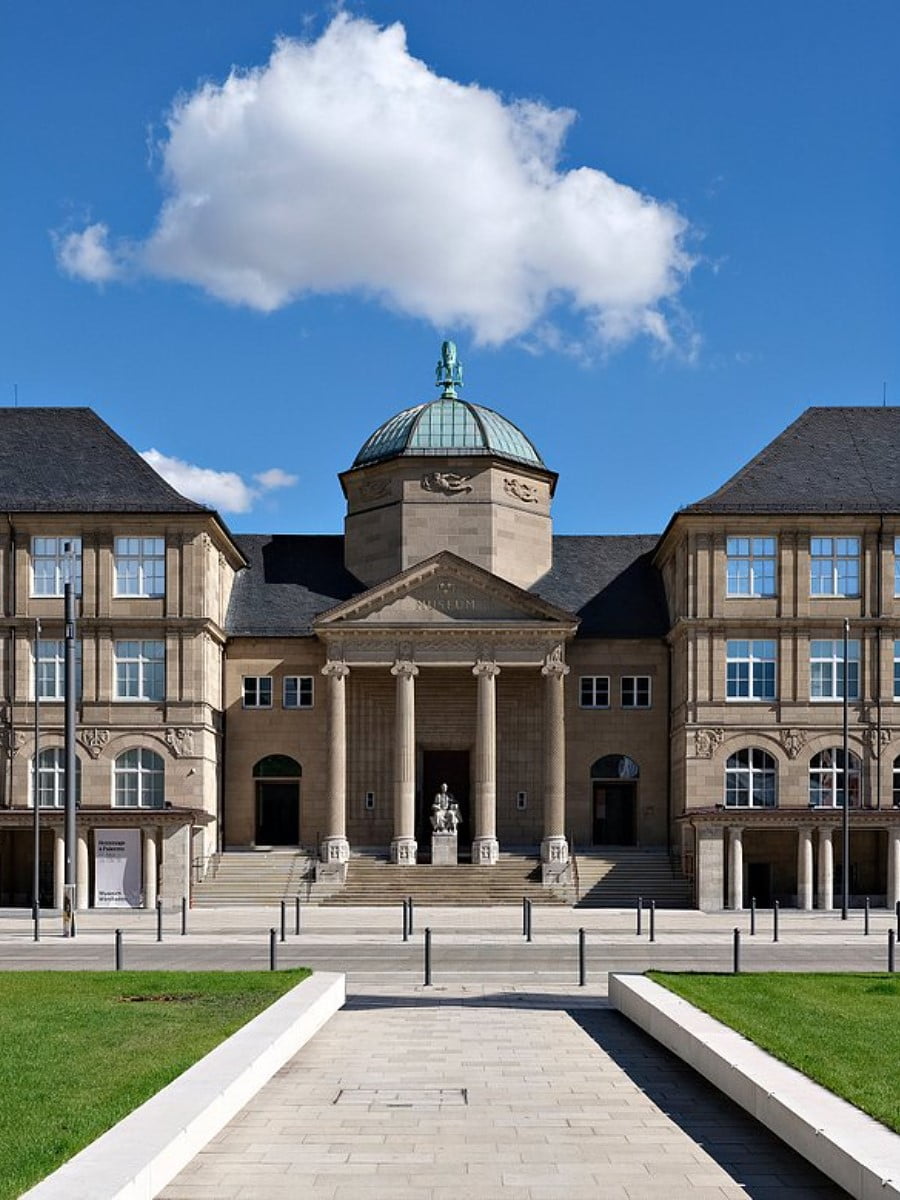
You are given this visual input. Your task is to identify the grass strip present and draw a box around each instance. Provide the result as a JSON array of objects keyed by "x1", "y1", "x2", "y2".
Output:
[
  {"x1": 649, "y1": 972, "x2": 900, "y2": 1134},
  {"x1": 0, "y1": 969, "x2": 309, "y2": 1200}
]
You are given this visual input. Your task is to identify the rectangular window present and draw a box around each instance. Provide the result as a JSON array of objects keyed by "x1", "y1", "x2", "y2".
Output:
[
  {"x1": 621, "y1": 676, "x2": 651, "y2": 708},
  {"x1": 114, "y1": 640, "x2": 165, "y2": 701},
  {"x1": 726, "y1": 640, "x2": 777, "y2": 700},
  {"x1": 34, "y1": 639, "x2": 82, "y2": 700},
  {"x1": 283, "y1": 676, "x2": 314, "y2": 708},
  {"x1": 579, "y1": 676, "x2": 610, "y2": 708},
  {"x1": 810, "y1": 638, "x2": 860, "y2": 700},
  {"x1": 242, "y1": 676, "x2": 272, "y2": 708},
  {"x1": 726, "y1": 537, "x2": 777, "y2": 597},
  {"x1": 114, "y1": 537, "x2": 165, "y2": 597},
  {"x1": 894, "y1": 639, "x2": 900, "y2": 700},
  {"x1": 895, "y1": 537, "x2": 900, "y2": 597},
  {"x1": 31, "y1": 537, "x2": 82, "y2": 596},
  {"x1": 810, "y1": 537, "x2": 860, "y2": 597}
]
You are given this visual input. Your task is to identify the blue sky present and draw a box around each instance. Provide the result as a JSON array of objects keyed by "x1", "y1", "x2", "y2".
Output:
[{"x1": 2, "y1": 2, "x2": 897, "y2": 536}]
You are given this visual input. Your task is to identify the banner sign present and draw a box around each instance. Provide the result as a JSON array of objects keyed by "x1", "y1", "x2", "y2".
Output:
[{"x1": 94, "y1": 828, "x2": 143, "y2": 908}]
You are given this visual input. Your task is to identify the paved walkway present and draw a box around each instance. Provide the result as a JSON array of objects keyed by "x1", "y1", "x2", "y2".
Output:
[{"x1": 159, "y1": 987, "x2": 845, "y2": 1200}]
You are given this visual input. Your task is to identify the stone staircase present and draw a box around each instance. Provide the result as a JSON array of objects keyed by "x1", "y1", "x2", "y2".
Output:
[
  {"x1": 323, "y1": 852, "x2": 572, "y2": 906},
  {"x1": 192, "y1": 850, "x2": 329, "y2": 906},
  {"x1": 573, "y1": 848, "x2": 692, "y2": 908}
]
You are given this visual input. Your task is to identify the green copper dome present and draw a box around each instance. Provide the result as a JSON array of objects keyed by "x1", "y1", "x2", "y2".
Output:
[{"x1": 353, "y1": 342, "x2": 545, "y2": 469}]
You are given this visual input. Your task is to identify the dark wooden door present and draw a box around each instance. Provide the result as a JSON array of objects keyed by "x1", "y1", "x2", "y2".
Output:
[
  {"x1": 255, "y1": 781, "x2": 300, "y2": 845},
  {"x1": 592, "y1": 782, "x2": 637, "y2": 845}
]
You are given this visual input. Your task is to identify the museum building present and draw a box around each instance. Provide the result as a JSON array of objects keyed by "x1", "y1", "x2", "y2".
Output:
[{"x1": 1, "y1": 344, "x2": 899, "y2": 911}]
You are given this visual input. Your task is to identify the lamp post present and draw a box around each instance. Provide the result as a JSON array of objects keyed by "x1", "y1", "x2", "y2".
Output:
[
  {"x1": 32, "y1": 617, "x2": 41, "y2": 920},
  {"x1": 62, "y1": 543, "x2": 77, "y2": 936},
  {"x1": 841, "y1": 617, "x2": 850, "y2": 921}
]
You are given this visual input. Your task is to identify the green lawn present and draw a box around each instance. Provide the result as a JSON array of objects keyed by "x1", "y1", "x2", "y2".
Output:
[
  {"x1": 0, "y1": 969, "x2": 309, "y2": 1200},
  {"x1": 649, "y1": 972, "x2": 900, "y2": 1134}
]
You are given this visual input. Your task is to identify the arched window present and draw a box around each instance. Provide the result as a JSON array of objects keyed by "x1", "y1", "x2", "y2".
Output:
[
  {"x1": 253, "y1": 755, "x2": 302, "y2": 778},
  {"x1": 725, "y1": 749, "x2": 777, "y2": 807},
  {"x1": 32, "y1": 748, "x2": 81, "y2": 808},
  {"x1": 590, "y1": 755, "x2": 640, "y2": 779},
  {"x1": 114, "y1": 749, "x2": 164, "y2": 808},
  {"x1": 894, "y1": 755, "x2": 900, "y2": 808},
  {"x1": 809, "y1": 748, "x2": 861, "y2": 808}
]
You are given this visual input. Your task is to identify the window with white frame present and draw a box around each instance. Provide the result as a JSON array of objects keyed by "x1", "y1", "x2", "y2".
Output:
[
  {"x1": 114, "y1": 537, "x2": 165, "y2": 597},
  {"x1": 114, "y1": 640, "x2": 165, "y2": 701},
  {"x1": 32, "y1": 748, "x2": 81, "y2": 808},
  {"x1": 114, "y1": 748, "x2": 164, "y2": 807},
  {"x1": 579, "y1": 676, "x2": 610, "y2": 708},
  {"x1": 810, "y1": 537, "x2": 860, "y2": 596},
  {"x1": 34, "y1": 639, "x2": 82, "y2": 700},
  {"x1": 810, "y1": 638, "x2": 859, "y2": 700},
  {"x1": 895, "y1": 537, "x2": 900, "y2": 597},
  {"x1": 726, "y1": 537, "x2": 777, "y2": 597},
  {"x1": 809, "y1": 748, "x2": 861, "y2": 807},
  {"x1": 893, "y1": 754, "x2": 900, "y2": 807},
  {"x1": 895, "y1": 640, "x2": 900, "y2": 700},
  {"x1": 283, "y1": 676, "x2": 313, "y2": 708},
  {"x1": 725, "y1": 748, "x2": 777, "y2": 807},
  {"x1": 621, "y1": 676, "x2": 651, "y2": 707},
  {"x1": 243, "y1": 676, "x2": 272, "y2": 708},
  {"x1": 31, "y1": 537, "x2": 82, "y2": 596},
  {"x1": 726, "y1": 640, "x2": 776, "y2": 700}
]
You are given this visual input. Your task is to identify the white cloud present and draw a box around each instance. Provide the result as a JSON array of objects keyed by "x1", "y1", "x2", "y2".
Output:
[
  {"x1": 58, "y1": 15, "x2": 695, "y2": 350},
  {"x1": 141, "y1": 449, "x2": 296, "y2": 513},
  {"x1": 55, "y1": 222, "x2": 122, "y2": 283}
]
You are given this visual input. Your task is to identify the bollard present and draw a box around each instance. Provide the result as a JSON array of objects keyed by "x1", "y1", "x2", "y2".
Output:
[
  {"x1": 181, "y1": 896, "x2": 188, "y2": 936},
  {"x1": 649, "y1": 899, "x2": 656, "y2": 944},
  {"x1": 522, "y1": 896, "x2": 528, "y2": 937},
  {"x1": 733, "y1": 927, "x2": 741, "y2": 974},
  {"x1": 295, "y1": 895, "x2": 301, "y2": 936},
  {"x1": 526, "y1": 897, "x2": 533, "y2": 943},
  {"x1": 578, "y1": 927, "x2": 586, "y2": 987},
  {"x1": 269, "y1": 927, "x2": 277, "y2": 971},
  {"x1": 402, "y1": 898, "x2": 409, "y2": 942},
  {"x1": 750, "y1": 896, "x2": 756, "y2": 937},
  {"x1": 864, "y1": 897, "x2": 870, "y2": 937},
  {"x1": 407, "y1": 896, "x2": 414, "y2": 936},
  {"x1": 156, "y1": 898, "x2": 163, "y2": 943},
  {"x1": 280, "y1": 900, "x2": 286, "y2": 944},
  {"x1": 889, "y1": 929, "x2": 896, "y2": 974},
  {"x1": 424, "y1": 927, "x2": 432, "y2": 986},
  {"x1": 773, "y1": 899, "x2": 780, "y2": 943},
  {"x1": 636, "y1": 896, "x2": 642, "y2": 936},
  {"x1": 33, "y1": 904, "x2": 40, "y2": 944},
  {"x1": 115, "y1": 928, "x2": 123, "y2": 971},
  {"x1": 896, "y1": 900, "x2": 900, "y2": 938}
]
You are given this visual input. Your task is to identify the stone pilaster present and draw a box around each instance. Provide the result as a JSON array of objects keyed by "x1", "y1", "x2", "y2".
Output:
[
  {"x1": 888, "y1": 826, "x2": 900, "y2": 909},
  {"x1": 143, "y1": 827, "x2": 158, "y2": 909},
  {"x1": 320, "y1": 661, "x2": 350, "y2": 865},
  {"x1": 696, "y1": 824, "x2": 725, "y2": 911},
  {"x1": 390, "y1": 660, "x2": 418, "y2": 865},
  {"x1": 53, "y1": 827, "x2": 64, "y2": 910},
  {"x1": 471, "y1": 660, "x2": 500, "y2": 866},
  {"x1": 540, "y1": 650, "x2": 569, "y2": 865},
  {"x1": 76, "y1": 829, "x2": 89, "y2": 911},
  {"x1": 817, "y1": 826, "x2": 834, "y2": 910},
  {"x1": 728, "y1": 825, "x2": 743, "y2": 911},
  {"x1": 797, "y1": 825, "x2": 813, "y2": 911}
]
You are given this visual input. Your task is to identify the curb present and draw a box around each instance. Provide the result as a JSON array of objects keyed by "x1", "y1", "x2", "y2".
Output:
[
  {"x1": 609, "y1": 973, "x2": 900, "y2": 1200},
  {"x1": 21, "y1": 971, "x2": 345, "y2": 1200}
]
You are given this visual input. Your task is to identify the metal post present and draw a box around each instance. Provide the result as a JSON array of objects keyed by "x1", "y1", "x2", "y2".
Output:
[
  {"x1": 578, "y1": 927, "x2": 586, "y2": 987},
  {"x1": 33, "y1": 905, "x2": 40, "y2": 943},
  {"x1": 156, "y1": 898, "x2": 163, "y2": 943},
  {"x1": 750, "y1": 896, "x2": 756, "y2": 936},
  {"x1": 63, "y1": 572, "x2": 77, "y2": 937},
  {"x1": 773, "y1": 899, "x2": 780, "y2": 943},
  {"x1": 522, "y1": 896, "x2": 527, "y2": 936},
  {"x1": 636, "y1": 896, "x2": 642, "y2": 936},
  {"x1": 115, "y1": 928, "x2": 123, "y2": 971},
  {"x1": 864, "y1": 896, "x2": 870, "y2": 936},
  {"x1": 280, "y1": 900, "x2": 286, "y2": 943},
  {"x1": 181, "y1": 895, "x2": 187, "y2": 936},
  {"x1": 424, "y1": 927, "x2": 432, "y2": 986},
  {"x1": 525, "y1": 897, "x2": 533, "y2": 943},
  {"x1": 32, "y1": 616, "x2": 41, "y2": 928},
  {"x1": 733, "y1": 927, "x2": 741, "y2": 974},
  {"x1": 841, "y1": 617, "x2": 850, "y2": 921},
  {"x1": 295, "y1": 895, "x2": 301, "y2": 936},
  {"x1": 896, "y1": 899, "x2": 899, "y2": 937},
  {"x1": 407, "y1": 895, "x2": 414, "y2": 936},
  {"x1": 649, "y1": 899, "x2": 656, "y2": 943},
  {"x1": 889, "y1": 929, "x2": 896, "y2": 973},
  {"x1": 269, "y1": 928, "x2": 277, "y2": 971}
]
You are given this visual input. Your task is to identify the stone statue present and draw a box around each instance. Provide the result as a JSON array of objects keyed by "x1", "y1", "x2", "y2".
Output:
[
  {"x1": 435, "y1": 340, "x2": 464, "y2": 398},
  {"x1": 431, "y1": 782, "x2": 461, "y2": 833}
]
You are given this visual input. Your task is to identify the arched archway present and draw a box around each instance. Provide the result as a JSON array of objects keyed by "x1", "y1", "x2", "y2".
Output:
[
  {"x1": 590, "y1": 755, "x2": 639, "y2": 846},
  {"x1": 253, "y1": 756, "x2": 302, "y2": 845}
]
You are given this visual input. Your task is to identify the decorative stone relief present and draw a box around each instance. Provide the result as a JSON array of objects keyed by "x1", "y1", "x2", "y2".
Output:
[
  {"x1": 0, "y1": 729, "x2": 26, "y2": 759},
  {"x1": 79, "y1": 728, "x2": 110, "y2": 759},
  {"x1": 164, "y1": 727, "x2": 195, "y2": 758},
  {"x1": 358, "y1": 478, "x2": 391, "y2": 501},
  {"x1": 779, "y1": 727, "x2": 807, "y2": 759},
  {"x1": 420, "y1": 471, "x2": 472, "y2": 495},
  {"x1": 503, "y1": 477, "x2": 539, "y2": 504},
  {"x1": 863, "y1": 726, "x2": 892, "y2": 757},
  {"x1": 694, "y1": 727, "x2": 725, "y2": 759}
]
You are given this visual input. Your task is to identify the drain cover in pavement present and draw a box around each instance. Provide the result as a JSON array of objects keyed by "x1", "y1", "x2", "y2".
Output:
[{"x1": 334, "y1": 1088, "x2": 467, "y2": 1108}]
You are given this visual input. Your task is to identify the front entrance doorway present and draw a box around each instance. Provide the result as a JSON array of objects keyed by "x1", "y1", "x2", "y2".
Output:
[
  {"x1": 420, "y1": 749, "x2": 470, "y2": 856},
  {"x1": 253, "y1": 755, "x2": 301, "y2": 846},
  {"x1": 592, "y1": 783, "x2": 637, "y2": 845},
  {"x1": 746, "y1": 861, "x2": 772, "y2": 907}
]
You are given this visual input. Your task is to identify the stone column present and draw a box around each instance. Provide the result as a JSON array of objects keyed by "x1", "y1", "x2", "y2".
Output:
[
  {"x1": 76, "y1": 829, "x2": 89, "y2": 910},
  {"x1": 696, "y1": 824, "x2": 726, "y2": 911},
  {"x1": 472, "y1": 660, "x2": 501, "y2": 866},
  {"x1": 728, "y1": 825, "x2": 743, "y2": 911},
  {"x1": 888, "y1": 825, "x2": 900, "y2": 909},
  {"x1": 540, "y1": 650, "x2": 570, "y2": 865},
  {"x1": 53, "y1": 827, "x2": 65, "y2": 910},
  {"x1": 797, "y1": 825, "x2": 813, "y2": 911},
  {"x1": 817, "y1": 826, "x2": 834, "y2": 910},
  {"x1": 390, "y1": 660, "x2": 418, "y2": 865},
  {"x1": 320, "y1": 661, "x2": 350, "y2": 865},
  {"x1": 143, "y1": 827, "x2": 158, "y2": 909}
]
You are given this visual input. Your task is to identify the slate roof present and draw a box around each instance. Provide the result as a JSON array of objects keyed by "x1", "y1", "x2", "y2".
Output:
[
  {"x1": 685, "y1": 407, "x2": 900, "y2": 514},
  {"x1": 0, "y1": 408, "x2": 211, "y2": 513},
  {"x1": 226, "y1": 533, "x2": 669, "y2": 639}
]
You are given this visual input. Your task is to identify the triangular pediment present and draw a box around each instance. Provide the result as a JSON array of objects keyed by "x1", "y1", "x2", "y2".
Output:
[{"x1": 315, "y1": 552, "x2": 577, "y2": 629}]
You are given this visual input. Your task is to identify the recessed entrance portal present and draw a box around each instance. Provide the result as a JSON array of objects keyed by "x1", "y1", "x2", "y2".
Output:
[
  {"x1": 253, "y1": 756, "x2": 301, "y2": 846},
  {"x1": 591, "y1": 755, "x2": 639, "y2": 846},
  {"x1": 420, "y1": 749, "x2": 470, "y2": 855}
]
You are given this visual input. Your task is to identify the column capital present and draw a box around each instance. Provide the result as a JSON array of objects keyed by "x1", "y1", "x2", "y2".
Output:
[
  {"x1": 391, "y1": 659, "x2": 419, "y2": 679},
  {"x1": 473, "y1": 659, "x2": 501, "y2": 680},
  {"x1": 541, "y1": 647, "x2": 569, "y2": 678},
  {"x1": 321, "y1": 660, "x2": 350, "y2": 679}
]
